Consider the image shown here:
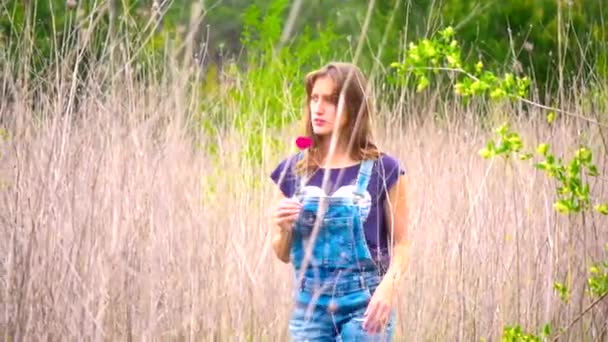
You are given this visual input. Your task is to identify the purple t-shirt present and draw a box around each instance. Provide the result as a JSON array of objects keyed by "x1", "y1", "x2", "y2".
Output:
[{"x1": 270, "y1": 153, "x2": 406, "y2": 271}]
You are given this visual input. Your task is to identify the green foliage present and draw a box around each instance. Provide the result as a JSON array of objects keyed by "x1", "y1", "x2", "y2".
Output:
[
  {"x1": 479, "y1": 124, "x2": 608, "y2": 215},
  {"x1": 407, "y1": 27, "x2": 608, "y2": 218},
  {"x1": 437, "y1": 0, "x2": 608, "y2": 90},
  {"x1": 588, "y1": 245, "x2": 608, "y2": 297},
  {"x1": 478, "y1": 124, "x2": 605, "y2": 216},
  {"x1": 0, "y1": 0, "x2": 187, "y2": 83},
  {"x1": 219, "y1": 0, "x2": 607, "y2": 95},
  {"x1": 588, "y1": 264, "x2": 608, "y2": 297},
  {"x1": 478, "y1": 124, "x2": 606, "y2": 216},
  {"x1": 502, "y1": 324, "x2": 552, "y2": 342},
  {"x1": 0, "y1": 0, "x2": 76, "y2": 73},
  {"x1": 391, "y1": 27, "x2": 531, "y2": 102},
  {"x1": 478, "y1": 123, "x2": 530, "y2": 160},
  {"x1": 394, "y1": 27, "x2": 607, "y2": 341},
  {"x1": 0, "y1": 127, "x2": 9, "y2": 141},
  {"x1": 596, "y1": 203, "x2": 608, "y2": 216},
  {"x1": 3, "y1": 0, "x2": 605, "y2": 99},
  {"x1": 553, "y1": 282, "x2": 570, "y2": 303},
  {"x1": 214, "y1": 1, "x2": 345, "y2": 164},
  {"x1": 534, "y1": 145, "x2": 600, "y2": 215}
]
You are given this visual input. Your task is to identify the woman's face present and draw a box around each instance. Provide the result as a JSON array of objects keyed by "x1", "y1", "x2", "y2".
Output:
[{"x1": 309, "y1": 76, "x2": 347, "y2": 137}]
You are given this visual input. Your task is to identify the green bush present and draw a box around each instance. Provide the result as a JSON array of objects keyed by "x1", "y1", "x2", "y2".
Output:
[{"x1": 437, "y1": 0, "x2": 607, "y2": 92}]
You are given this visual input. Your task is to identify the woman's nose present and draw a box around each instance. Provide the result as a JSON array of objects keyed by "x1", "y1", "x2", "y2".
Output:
[{"x1": 314, "y1": 102, "x2": 325, "y2": 114}]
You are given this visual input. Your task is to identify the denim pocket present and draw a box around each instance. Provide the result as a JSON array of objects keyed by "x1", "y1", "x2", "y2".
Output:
[
  {"x1": 294, "y1": 210, "x2": 317, "y2": 237},
  {"x1": 292, "y1": 211, "x2": 322, "y2": 268},
  {"x1": 321, "y1": 216, "x2": 355, "y2": 267}
]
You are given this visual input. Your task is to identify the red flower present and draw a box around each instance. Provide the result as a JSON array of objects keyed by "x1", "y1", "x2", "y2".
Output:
[{"x1": 295, "y1": 136, "x2": 313, "y2": 150}]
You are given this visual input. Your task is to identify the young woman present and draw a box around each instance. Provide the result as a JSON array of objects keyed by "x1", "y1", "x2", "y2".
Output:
[{"x1": 269, "y1": 62, "x2": 410, "y2": 341}]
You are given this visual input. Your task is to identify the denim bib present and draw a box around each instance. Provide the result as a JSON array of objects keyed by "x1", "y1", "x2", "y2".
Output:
[
  {"x1": 287, "y1": 157, "x2": 395, "y2": 341},
  {"x1": 290, "y1": 158, "x2": 379, "y2": 281}
]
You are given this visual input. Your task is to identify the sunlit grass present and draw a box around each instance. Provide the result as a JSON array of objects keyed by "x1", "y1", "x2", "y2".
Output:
[{"x1": 1, "y1": 2, "x2": 608, "y2": 341}]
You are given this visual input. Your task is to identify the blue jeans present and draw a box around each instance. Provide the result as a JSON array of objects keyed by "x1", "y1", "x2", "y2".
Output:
[
  {"x1": 288, "y1": 272, "x2": 395, "y2": 341},
  {"x1": 288, "y1": 159, "x2": 395, "y2": 341}
]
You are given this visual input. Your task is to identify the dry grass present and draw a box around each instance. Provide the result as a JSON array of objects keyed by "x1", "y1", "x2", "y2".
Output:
[{"x1": 1, "y1": 63, "x2": 608, "y2": 342}]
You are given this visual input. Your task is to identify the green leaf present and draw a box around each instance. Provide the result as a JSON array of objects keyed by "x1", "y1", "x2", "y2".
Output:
[
  {"x1": 490, "y1": 88, "x2": 506, "y2": 100},
  {"x1": 553, "y1": 282, "x2": 570, "y2": 302},
  {"x1": 503, "y1": 73, "x2": 515, "y2": 88},
  {"x1": 507, "y1": 135, "x2": 523, "y2": 151},
  {"x1": 440, "y1": 26, "x2": 455, "y2": 40},
  {"x1": 553, "y1": 200, "x2": 571, "y2": 214},
  {"x1": 576, "y1": 147, "x2": 593, "y2": 164},
  {"x1": 416, "y1": 76, "x2": 430, "y2": 92},
  {"x1": 588, "y1": 165, "x2": 599, "y2": 177},
  {"x1": 588, "y1": 262, "x2": 608, "y2": 297},
  {"x1": 454, "y1": 82, "x2": 467, "y2": 96},
  {"x1": 496, "y1": 124, "x2": 509, "y2": 135},
  {"x1": 534, "y1": 162, "x2": 549, "y2": 171},
  {"x1": 518, "y1": 153, "x2": 533, "y2": 160},
  {"x1": 446, "y1": 54, "x2": 459, "y2": 68},
  {"x1": 568, "y1": 158, "x2": 581, "y2": 176},
  {"x1": 595, "y1": 203, "x2": 608, "y2": 215},
  {"x1": 479, "y1": 146, "x2": 495, "y2": 159},
  {"x1": 547, "y1": 111, "x2": 556, "y2": 124},
  {"x1": 536, "y1": 143, "x2": 550, "y2": 156}
]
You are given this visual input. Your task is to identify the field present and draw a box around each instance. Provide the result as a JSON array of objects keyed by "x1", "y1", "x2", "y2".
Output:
[
  {"x1": 1, "y1": 60, "x2": 607, "y2": 340},
  {"x1": 1, "y1": 1, "x2": 608, "y2": 339}
]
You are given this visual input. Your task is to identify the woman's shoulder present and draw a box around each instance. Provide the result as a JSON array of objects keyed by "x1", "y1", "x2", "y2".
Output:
[
  {"x1": 369, "y1": 152, "x2": 406, "y2": 193},
  {"x1": 269, "y1": 153, "x2": 302, "y2": 197},
  {"x1": 374, "y1": 152, "x2": 406, "y2": 176},
  {"x1": 270, "y1": 152, "x2": 301, "y2": 177}
]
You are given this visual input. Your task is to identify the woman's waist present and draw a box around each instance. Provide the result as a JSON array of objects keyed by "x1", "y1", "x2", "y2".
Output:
[{"x1": 296, "y1": 269, "x2": 382, "y2": 295}]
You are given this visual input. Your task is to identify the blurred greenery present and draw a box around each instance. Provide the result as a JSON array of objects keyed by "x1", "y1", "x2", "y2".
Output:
[{"x1": 1, "y1": 0, "x2": 606, "y2": 105}]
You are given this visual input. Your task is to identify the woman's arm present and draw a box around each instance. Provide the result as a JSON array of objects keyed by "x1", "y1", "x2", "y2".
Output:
[
  {"x1": 381, "y1": 173, "x2": 411, "y2": 291},
  {"x1": 363, "y1": 174, "x2": 411, "y2": 333}
]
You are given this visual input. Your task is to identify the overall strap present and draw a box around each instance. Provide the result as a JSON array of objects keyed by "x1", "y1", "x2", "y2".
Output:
[
  {"x1": 294, "y1": 152, "x2": 307, "y2": 197},
  {"x1": 353, "y1": 159, "x2": 374, "y2": 198}
]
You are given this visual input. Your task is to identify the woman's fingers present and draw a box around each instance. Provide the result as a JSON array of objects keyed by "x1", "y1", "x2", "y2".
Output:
[
  {"x1": 278, "y1": 200, "x2": 302, "y2": 211},
  {"x1": 362, "y1": 303, "x2": 378, "y2": 331},
  {"x1": 274, "y1": 199, "x2": 302, "y2": 218},
  {"x1": 275, "y1": 207, "x2": 301, "y2": 218},
  {"x1": 272, "y1": 198, "x2": 303, "y2": 230},
  {"x1": 273, "y1": 206, "x2": 301, "y2": 228},
  {"x1": 363, "y1": 301, "x2": 391, "y2": 333}
]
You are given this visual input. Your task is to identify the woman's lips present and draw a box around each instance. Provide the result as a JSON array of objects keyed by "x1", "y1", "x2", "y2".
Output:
[{"x1": 313, "y1": 118, "x2": 326, "y2": 126}]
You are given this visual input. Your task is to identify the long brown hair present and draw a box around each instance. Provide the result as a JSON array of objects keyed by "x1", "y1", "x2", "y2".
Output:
[{"x1": 295, "y1": 62, "x2": 381, "y2": 175}]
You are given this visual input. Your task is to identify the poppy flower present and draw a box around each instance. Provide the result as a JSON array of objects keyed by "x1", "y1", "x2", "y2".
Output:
[{"x1": 295, "y1": 136, "x2": 313, "y2": 150}]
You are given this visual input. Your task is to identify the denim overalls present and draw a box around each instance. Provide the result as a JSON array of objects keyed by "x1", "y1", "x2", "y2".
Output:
[{"x1": 288, "y1": 158, "x2": 395, "y2": 341}]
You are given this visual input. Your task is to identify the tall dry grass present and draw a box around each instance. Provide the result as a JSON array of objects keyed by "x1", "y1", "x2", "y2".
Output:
[{"x1": 2, "y1": 61, "x2": 608, "y2": 341}]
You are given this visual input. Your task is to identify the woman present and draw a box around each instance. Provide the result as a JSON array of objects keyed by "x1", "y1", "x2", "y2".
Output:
[{"x1": 269, "y1": 62, "x2": 410, "y2": 341}]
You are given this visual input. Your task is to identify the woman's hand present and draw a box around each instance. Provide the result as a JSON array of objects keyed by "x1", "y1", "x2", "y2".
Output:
[
  {"x1": 362, "y1": 281, "x2": 395, "y2": 334},
  {"x1": 271, "y1": 196, "x2": 302, "y2": 263},
  {"x1": 362, "y1": 173, "x2": 411, "y2": 333},
  {"x1": 272, "y1": 197, "x2": 302, "y2": 233}
]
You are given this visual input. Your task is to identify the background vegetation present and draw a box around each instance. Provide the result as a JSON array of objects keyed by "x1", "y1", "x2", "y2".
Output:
[{"x1": 1, "y1": 0, "x2": 607, "y2": 340}]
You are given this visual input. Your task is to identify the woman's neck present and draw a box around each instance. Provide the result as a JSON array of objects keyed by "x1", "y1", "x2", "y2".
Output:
[{"x1": 314, "y1": 136, "x2": 355, "y2": 168}]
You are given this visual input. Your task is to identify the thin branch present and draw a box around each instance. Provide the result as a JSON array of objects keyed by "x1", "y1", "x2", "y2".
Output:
[
  {"x1": 399, "y1": 66, "x2": 608, "y2": 128},
  {"x1": 552, "y1": 291, "x2": 608, "y2": 341},
  {"x1": 517, "y1": 97, "x2": 608, "y2": 129}
]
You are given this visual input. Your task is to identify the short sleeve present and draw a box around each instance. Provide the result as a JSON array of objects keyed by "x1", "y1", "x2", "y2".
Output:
[
  {"x1": 269, "y1": 154, "x2": 299, "y2": 198},
  {"x1": 376, "y1": 154, "x2": 406, "y2": 195}
]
